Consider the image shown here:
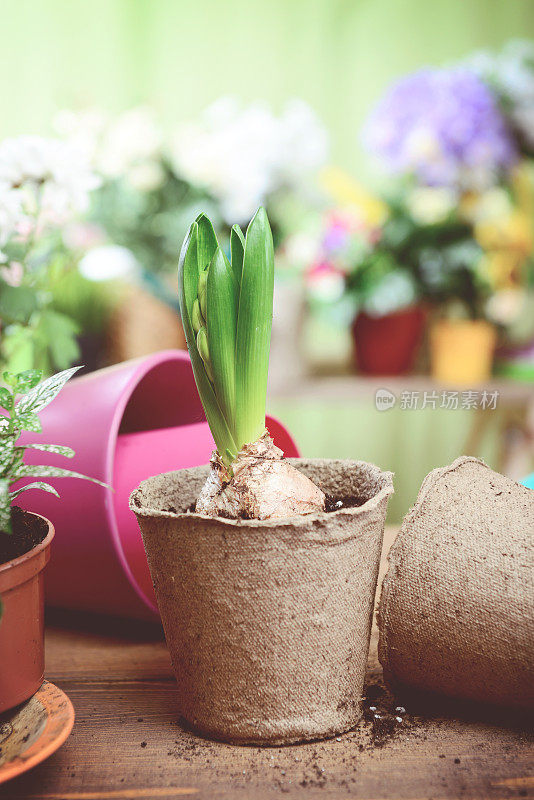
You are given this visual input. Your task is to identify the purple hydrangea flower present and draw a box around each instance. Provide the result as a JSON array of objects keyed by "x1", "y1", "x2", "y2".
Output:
[{"x1": 363, "y1": 68, "x2": 517, "y2": 189}]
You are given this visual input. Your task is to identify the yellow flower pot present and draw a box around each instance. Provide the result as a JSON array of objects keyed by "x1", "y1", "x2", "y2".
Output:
[{"x1": 430, "y1": 319, "x2": 497, "y2": 385}]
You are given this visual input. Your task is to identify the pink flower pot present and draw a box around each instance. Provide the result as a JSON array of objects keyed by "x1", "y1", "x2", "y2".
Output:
[{"x1": 18, "y1": 351, "x2": 299, "y2": 620}]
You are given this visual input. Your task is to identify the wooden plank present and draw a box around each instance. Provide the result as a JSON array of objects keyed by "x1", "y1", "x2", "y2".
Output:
[{"x1": 6, "y1": 680, "x2": 532, "y2": 800}]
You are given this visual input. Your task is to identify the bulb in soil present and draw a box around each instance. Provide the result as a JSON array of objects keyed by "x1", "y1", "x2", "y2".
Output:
[{"x1": 195, "y1": 431, "x2": 326, "y2": 520}]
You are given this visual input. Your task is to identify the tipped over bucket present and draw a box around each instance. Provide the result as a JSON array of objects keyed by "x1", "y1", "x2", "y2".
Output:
[{"x1": 17, "y1": 350, "x2": 299, "y2": 619}]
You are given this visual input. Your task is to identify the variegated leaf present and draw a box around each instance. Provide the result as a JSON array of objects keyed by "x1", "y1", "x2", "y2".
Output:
[
  {"x1": 16, "y1": 366, "x2": 81, "y2": 415},
  {"x1": 22, "y1": 443, "x2": 75, "y2": 458},
  {"x1": 14, "y1": 411, "x2": 42, "y2": 433},
  {"x1": 9, "y1": 481, "x2": 60, "y2": 500},
  {"x1": 14, "y1": 369, "x2": 42, "y2": 394},
  {"x1": 0, "y1": 479, "x2": 11, "y2": 533},
  {"x1": 12, "y1": 463, "x2": 108, "y2": 488},
  {"x1": 0, "y1": 438, "x2": 15, "y2": 475},
  {"x1": 0, "y1": 387, "x2": 13, "y2": 410}
]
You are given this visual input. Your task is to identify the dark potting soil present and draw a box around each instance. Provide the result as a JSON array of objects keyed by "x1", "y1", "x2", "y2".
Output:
[
  {"x1": 0, "y1": 507, "x2": 48, "y2": 565},
  {"x1": 324, "y1": 493, "x2": 365, "y2": 513}
]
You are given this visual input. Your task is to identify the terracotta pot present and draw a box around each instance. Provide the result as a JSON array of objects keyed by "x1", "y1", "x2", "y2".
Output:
[
  {"x1": 0, "y1": 515, "x2": 54, "y2": 714},
  {"x1": 352, "y1": 307, "x2": 426, "y2": 375},
  {"x1": 131, "y1": 459, "x2": 393, "y2": 745},
  {"x1": 430, "y1": 319, "x2": 497, "y2": 385},
  {"x1": 17, "y1": 350, "x2": 298, "y2": 620}
]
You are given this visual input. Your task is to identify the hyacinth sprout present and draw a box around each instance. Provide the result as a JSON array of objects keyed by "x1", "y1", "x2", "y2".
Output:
[{"x1": 178, "y1": 208, "x2": 324, "y2": 519}]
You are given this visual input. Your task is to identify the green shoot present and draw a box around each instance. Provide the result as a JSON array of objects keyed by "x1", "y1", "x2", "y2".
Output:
[
  {"x1": 178, "y1": 208, "x2": 274, "y2": 468},
  {"x1": 0, "y1": 367, "x2": 108, "y2": 534}
]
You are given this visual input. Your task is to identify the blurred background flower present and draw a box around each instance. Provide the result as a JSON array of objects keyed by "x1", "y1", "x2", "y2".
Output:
[{"x1": 363, "y1": 68, "x2": 517, "y2": 191}]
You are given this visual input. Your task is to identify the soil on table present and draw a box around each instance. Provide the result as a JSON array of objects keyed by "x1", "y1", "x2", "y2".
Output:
[{"x1": 0, "y1": 507, "x2": 48, "y2": 565}]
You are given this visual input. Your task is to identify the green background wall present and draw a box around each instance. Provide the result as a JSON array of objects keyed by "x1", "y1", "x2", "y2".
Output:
[
  {"x1": 1, "y1": 0, "x2": 533, "y2": 175},
  {"x1": 2, "y1": 0, "x2": 531, "y2": 519}
]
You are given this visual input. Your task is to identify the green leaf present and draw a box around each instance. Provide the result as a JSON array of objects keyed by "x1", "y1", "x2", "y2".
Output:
[
  {"x1": 0, "y1": 282, "x2": 38, "y2": 325},
  {"x1": 3, "y1": 372, "x2": 17, "y2": 387},
  {"x1": 2, "y1": 240, "x2": 27, "y2": 262},
  {"x1": 11, "y1": 463, "x2": 109, "y2": 488},
  {"x1": 178, "y1": 222, "x2": 237, "y2": 464},
  {"x1": 16, "y1": 366, "x2": 81, "y2": 415},
  {"x1": 0, "y1": 387, "x2": 13, "y2": 410},
  {"x1": 206, "y1": 247, "x2": 238, "y2": 434},
  {"x1": 34, "y1": 310, "x2": 80, "y2": 371},
  {"x1": 195, "y1": 213, "x2": 219, "y2": 273},
  {"x1": 0, "y1": 438, "x2": 15, "y2": 475},
  {"x1": 1, "y1": 325, "x2": 35, "y2": 376},
  {"x1": 9, "y1": 481, "x2": 60, "y2": 501},
  {"x1": 230, "y1": 224, "x2": 245, "y2": 284},
  {"x1": 22, "y1": 443, "x2": 75, "y2": 458},
  {"x1": 0, "y1": 479, "x2": 11, "y2": 534},
  {"x1": 14, "y1": 370, "x2": 42, "y2": 394},
  {"x1": 234, "y1": 207, "x2": 274, "y2": 449},
  {"x1": 14, "y1": 411, "x2": 42, "y2": 433}
]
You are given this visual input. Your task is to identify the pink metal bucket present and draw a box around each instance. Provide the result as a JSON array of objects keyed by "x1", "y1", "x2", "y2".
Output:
[{"x1": 18, "y1": 350, "x2": 299, "y2": 619}]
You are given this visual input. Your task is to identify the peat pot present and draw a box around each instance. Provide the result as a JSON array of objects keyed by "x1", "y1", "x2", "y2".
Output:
[
  {"x1": 131, "y1": 458, "x2": 393, "y2": 745},
  {"x1": 379, "y1": 457, "x2": 534, "y2": 709},
  {"x1": 0, "y1": 513, "x2": 54, "y2": 714}
]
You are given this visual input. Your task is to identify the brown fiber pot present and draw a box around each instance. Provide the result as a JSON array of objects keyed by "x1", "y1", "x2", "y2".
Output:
[
  {"x1": 379, "y1": 457, "x2": 534, "y2": 709},
  {"x1": 0, "y1": 515, "x2": 54, "y2": 714},
  {"x1": 131, "y1": 458, "x2": 393, "y2": 745}
]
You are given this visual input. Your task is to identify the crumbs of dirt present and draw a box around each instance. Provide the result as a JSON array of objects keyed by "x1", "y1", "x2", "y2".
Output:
[
  {"x1": 163, "y1": 673, "x2": 427, "y2": 794},
  {"x1": 0, "y1": 507, "x2": 48, "y2": 565}
]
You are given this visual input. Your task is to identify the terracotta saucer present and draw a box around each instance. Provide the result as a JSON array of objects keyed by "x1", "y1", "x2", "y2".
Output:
[{"x1": 0, "y1": 681, "x2": 74, "y2": 784}]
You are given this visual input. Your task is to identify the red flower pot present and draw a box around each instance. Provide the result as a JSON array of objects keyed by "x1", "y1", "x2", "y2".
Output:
[
  {"x1": 0, "y1": 515, "x2": 54, "y2": 714},
  {"x1": 352, "y1": 307, "x2": 426, "y2": 375}
]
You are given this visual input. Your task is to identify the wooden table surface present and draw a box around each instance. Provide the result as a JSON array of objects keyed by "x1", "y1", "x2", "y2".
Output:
[{"x1": 4, "y1": 527, "x2": 533, "y2": 800}]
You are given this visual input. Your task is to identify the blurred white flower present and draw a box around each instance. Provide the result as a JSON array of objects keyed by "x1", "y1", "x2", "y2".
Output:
[
  {"x1": 128, "y1": 161, "x2": 165, "y2": 192},
  {"x1": 1, "y1": 260, "x2": 23, "y2": 286},
  {"x1": 467, "y1": 40, "x2": 534, "y2": 151},
  {"x1": 78, "y1": 244, "x2": 140, "y2": 282},
  {"x1": 407, "y1": 187, "x2": 457, "y2": 225},
  {"x1": 0, "y1": 181, "x2": 24, "y2": 245},
  {"x1": 464, "y1": 186, "x2": 514, "y2": 224},
  {"x1": 0, "y1": 136, "x2": 100, "y2": 232},
  {"x1": 280, "y1": 231, "x2": 322, "y2": 270},
  {"x1": 486, "y1": 288, "x2": 525, "y2": 325},
  {"x1": 63, "y1": 221, "x2": 107, "y2": 251},
  {"x1": 364, "y1": 271, "x2": 418, "y2": 317},
  {"x1": 171, "y1": 97, "x2": 329, "y2": 224},
  {"x1": 55, "y1": 106, "x2": 164, "y2": 186},
  {"x1": 274, "y1": 99, "x2": 329, "y2": 185}
]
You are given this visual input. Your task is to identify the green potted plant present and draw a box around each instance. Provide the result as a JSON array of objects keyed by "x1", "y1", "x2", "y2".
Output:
[
  {"x1": 371, "y1": 197, "x2": 496, "y2": 384},
  {"x1": 131, "y1": 208, "x2": 393, "y2": 745},
  {"x1": 0, "y1": 135, "x2": 100, "y2": 377},
  {"x1": 0, "y1": 366, "x2": 105, "y2": 713}
]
